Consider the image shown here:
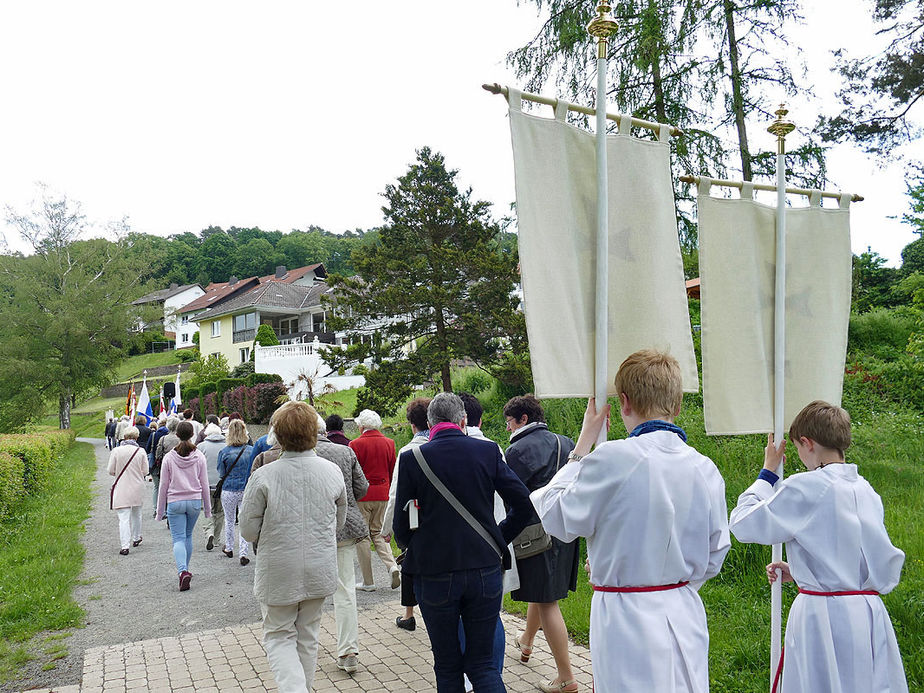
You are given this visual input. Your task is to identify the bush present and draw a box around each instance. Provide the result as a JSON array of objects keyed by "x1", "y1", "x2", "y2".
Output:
[
  {"x1": 0, "y1": 452, "x2": 25, "y2": 520},
  {"x1": 217, "y1": 378, "x2": 246, "y2": 410},
  {"x1": 175, "y1": 349, "x2": 197, "y2": 362},
  {"x1": 182, "y1": 385, "x2": 200, "y2": 402},
  {"x1": 187, "y1": 397, "x2": 201, "y2": 418},
  {"x1": 252, "y1": 383, "x2": 287, "y2": 424},
  {"x1": 246, "y1": 372, "x2": 283, "y2": 386},
  {"x1": 254, "y1": 323, "x2": 280, "y2": 347},
  {"x1": 231, "y1": 361, "x2": 255, "y2": 378},
  {"x1": 222, "y1": 385, "x2": 253, "y2": 420},
  {"x1": 203, "y1": 392, "x2": 218, "y2": 416},
  {"x1": 0, "y1": 435, "x2": 53, "y2": 496},
  {"x1": 848, "y1": 306, "x2": 917, "y2": 357}
]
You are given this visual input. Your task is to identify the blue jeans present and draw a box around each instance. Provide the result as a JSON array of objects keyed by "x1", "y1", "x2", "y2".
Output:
[
  {"x1": 166, "y1": 500, "x2": 200, "y2": 573},
  {"x1": 458, "y1": 614, "x2": 505, "y2": 677},
  {"x1": 415, "y1": 566, "x2": 505, "y2": 692}
]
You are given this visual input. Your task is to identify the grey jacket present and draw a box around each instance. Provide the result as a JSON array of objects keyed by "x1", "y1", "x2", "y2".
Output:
[
  {"x1": 155, "y1": 433, "x2": 180, "y2": 465},
  {"x1": 316, "y1": 436, "x2": 370, "y2": 545},
  {"x1": 197, "y1": 431, "x2": 226, "y2": 486},
  {"x1": 240, "y1": 450, "x2": 347, "y2": 605}
]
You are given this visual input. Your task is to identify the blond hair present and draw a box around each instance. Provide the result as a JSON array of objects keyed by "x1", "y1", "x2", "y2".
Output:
[
  {"x1": 614, "y1": 349, "x2": 683, "y2": 420},
  {"x1": 788, "y1": 400, "x2": 851, "y2": 457},
  {"x1": 226, "y1": 419, "x2": 249, "y2": 447},
  {"x1": 270, "y1": 401, "x2": 318, "y2": 452}
]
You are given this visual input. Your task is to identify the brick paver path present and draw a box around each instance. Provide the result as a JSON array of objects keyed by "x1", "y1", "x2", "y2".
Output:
[{"x1": 25, "y1": 598, "x2": 594, "y2": 692}]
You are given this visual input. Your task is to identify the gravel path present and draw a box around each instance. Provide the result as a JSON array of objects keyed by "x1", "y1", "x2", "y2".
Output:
[{"x1": 6, "y1": 437, "x2": 404, "y2": 692}]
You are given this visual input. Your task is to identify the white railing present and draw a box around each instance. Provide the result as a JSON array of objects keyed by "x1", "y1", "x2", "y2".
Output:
[{"x1": 255, "y1": 338, "x2": 344, "y2": 360}]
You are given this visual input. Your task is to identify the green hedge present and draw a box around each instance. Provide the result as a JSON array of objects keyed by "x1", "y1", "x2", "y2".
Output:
[
  {"x1": 0, "y1": 452, "x2": 25, "y2": 520},
  {"x1": 0, "y1": 430, "x2": 76, "y2": 517},
  {"x1": 246, "y1": 372, "x2": 283, "y2": 386}
]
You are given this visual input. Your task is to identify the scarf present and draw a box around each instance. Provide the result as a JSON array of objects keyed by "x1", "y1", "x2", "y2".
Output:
[{"x1": 629, "y1": 419, "x2": 687, "y2": 443}]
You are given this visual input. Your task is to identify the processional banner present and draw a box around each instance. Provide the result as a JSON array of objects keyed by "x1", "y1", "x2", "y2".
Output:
[
  {"x1": 698, "y1": 181, "x2": 852, "y2": 435},
  {"x1": 508, "y1": 89, "x2": 698, "y2": 398}
]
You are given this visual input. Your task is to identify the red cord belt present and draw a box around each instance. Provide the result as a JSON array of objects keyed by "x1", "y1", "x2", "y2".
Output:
[
  {"x1": 592, "y1": 581, "x2": 689, "y2": 593},
  {"x1": 798, "y1": 588, "x2": 880, "y2": 596}
]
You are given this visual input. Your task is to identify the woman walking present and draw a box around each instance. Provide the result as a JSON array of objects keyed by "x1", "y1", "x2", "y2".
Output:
[
  {"x1": 107, "y1": 426, "x2": 149, "y2": 555},
  {"x1": 156, "y1": 421, "x2": 211, "y2": 591},
  {"x1": 240, "y1": 401, "x2": 346, "y2": 693},
  {"x1": 217, "y1": 419, "x2": 254, "y2": 565}
]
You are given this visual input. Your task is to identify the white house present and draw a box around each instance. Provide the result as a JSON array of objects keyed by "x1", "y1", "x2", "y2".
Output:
[{"x1": 131, "y1": 283, "x2": 204, "y2": 346}]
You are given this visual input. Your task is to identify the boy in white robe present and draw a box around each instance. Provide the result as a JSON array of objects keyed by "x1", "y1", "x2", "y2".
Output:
[
  {"x1": 531, "y1": 349, "x2": 730, "y2": 692},
  {"x1": 729, "y1": 400, "x2": 907, "y2": 693}
]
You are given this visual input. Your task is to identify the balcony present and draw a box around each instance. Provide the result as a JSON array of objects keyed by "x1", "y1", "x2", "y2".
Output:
[{"x1": 232, "y1": 328, "x2": 256, "y2": 343}]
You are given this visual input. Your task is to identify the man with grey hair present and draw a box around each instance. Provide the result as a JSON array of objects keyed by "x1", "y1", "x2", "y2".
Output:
[{"x1": 395, "y1": 393, "x2": 533, "y2": 691}]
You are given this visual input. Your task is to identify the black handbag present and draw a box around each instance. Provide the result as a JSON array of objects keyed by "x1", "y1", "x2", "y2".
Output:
[
  {"x1": 212, "y1": 447, "x2": 246, "y2": 506},
  {"x1": 511, "y1": 434, "x2": 562, "y2": 560}
]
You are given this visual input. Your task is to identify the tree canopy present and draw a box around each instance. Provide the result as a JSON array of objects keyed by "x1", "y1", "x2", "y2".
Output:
[{"x1": 323, "y1": 147, "x2": 522, "y2": 415}]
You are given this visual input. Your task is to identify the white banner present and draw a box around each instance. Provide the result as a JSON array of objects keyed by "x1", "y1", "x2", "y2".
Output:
[{"x1": 509, "y1": 93, "x2": 698, "y2": 398}]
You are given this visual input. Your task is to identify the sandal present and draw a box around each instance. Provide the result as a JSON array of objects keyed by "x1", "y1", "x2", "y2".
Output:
[
  {"x1": 514, "y1": 630, "x2": 533, "y2": 663},
  {"x1": 537, "y1": 679, "x2": 578, "y2": 693}
]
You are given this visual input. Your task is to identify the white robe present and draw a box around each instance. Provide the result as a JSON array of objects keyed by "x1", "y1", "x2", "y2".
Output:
[
  {"x1": 729, "y1": 464, "x2": 907, "y2": 692},
  {"x1": 531, "y1": 431, "x2": 730, "y2": 692}
]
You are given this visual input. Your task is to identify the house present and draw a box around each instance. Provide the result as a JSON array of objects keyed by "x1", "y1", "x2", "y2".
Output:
[
  {"x1": 190, "y1": 264, "x2": 333, "y2": 366},
  {"x1": 131, "y1": 283, "x2": 204, "y2": 343},
  {"x1": 174, "y1": 276, "x2": 261, "y2": 349}
]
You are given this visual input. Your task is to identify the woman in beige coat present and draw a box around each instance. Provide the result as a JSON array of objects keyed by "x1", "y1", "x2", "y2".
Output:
[
  {"x1": 107, "y1": 426, "x2": 150, "y2": 555},
  {"x1": 240, "y1": 402, "x2": 346, "y2": 693}
]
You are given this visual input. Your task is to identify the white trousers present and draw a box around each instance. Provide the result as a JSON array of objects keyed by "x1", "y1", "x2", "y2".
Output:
[
  {"x1": 335, "y1": 543, "x2": 359, "y2": 658},
  {"x1": 261, "y1": 598, "x2": 325, "y2": 693},
  {"x1": 116, "y1": 506, "x2": 142, "y2": 550}
]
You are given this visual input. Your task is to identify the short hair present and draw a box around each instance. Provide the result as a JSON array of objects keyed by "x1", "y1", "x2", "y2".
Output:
[
  {"x1": 183, "y1": 408, "x2": 195, "y2": 421},
  {"x1": 166, "y1": 416, "x2": 180, "y2": 432},
  {"x1": 122, "y1": 426, "x2": 139, "y2": 440},
  {"x1": 428, "y1": 393, "x2": 465, "y2": 426},
  {"x1": 316, "y1": 415, "x2": 327, "y2": 434},
  {"x1": 176, "y1": 421, "x2": 195, "y2": 442},
  {"x1": 134, "y1": 415, "x2": 147, "y2": 427},
  {"x1": 458, "y1": 393, "x2": 483, "y2": 427},
  {"x1": 229, "y1": 411, "x2": 243, "y2": 421},
  {"x1": 270, "y1": 401, "x2": 318, "y2": 452},
  {"x1": 406, "y1": 398, "x2": 432, "y2": 430},
  {"x1": 325, "y1": 414, "x2": 344, "y2": 432},
  {"x1": 206, "y1": 414, "x2": 219, "y2": 426},
  {"x1": 226, "y1": 419, "x2": 249, "y2": 447},
  {"x1": 219, "y1": 411, "x2": 229, "y2": 419},
  {"x1": 614, "y1": 349, "x2": 683, "y2": 420},
  {"x1": 355, "y1": 409, "x2": 382, "y2": 430},
  {"x1": 789, "y1": 400, "x2": 851, "y2": 457},
  {"x1": 503, "y1": 395, "x2": 545, "y2": 424}
]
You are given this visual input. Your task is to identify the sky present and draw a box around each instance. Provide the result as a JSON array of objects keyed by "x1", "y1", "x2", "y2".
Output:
[{"x1": 0, "y1": 1, "x2": 920, "y2": 265}]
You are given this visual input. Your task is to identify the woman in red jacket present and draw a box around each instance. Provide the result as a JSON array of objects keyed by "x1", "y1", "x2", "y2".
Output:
[{"x1": 349, "y1": 409, "x2": 399, "y2": 591}]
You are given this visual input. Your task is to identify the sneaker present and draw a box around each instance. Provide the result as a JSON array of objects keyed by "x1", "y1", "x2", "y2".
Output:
[
  {"x1": 390, "y1": 567, "x2": 401, "y2": 589},
  {"x1": 337, "y1": 654, "x2": 358, "y2": 674},
  {"x1": 119, "y1": 548, "x2": 129, "y2": 556},
  {"x1": 206, "y1": 535, "x2": 214, "y2": 551},
  {"x1": 179, "y1": 570, "x2": 192, "y2": 591},
  {"x1": 355, "y1": 582, "x2": 376, "y2": 592},
  {"x1": 395, "y1": 615, "x2": 416, "y2": 631},
  {"x1": 132, "y1": 537, "x2": 143, "y2": 547},
  {"x1": 222, "y1": 548, "x2": 233, "y2": 558},
  {"x1": 240, "y1": 557, "x2": 250, "y2": 566}
]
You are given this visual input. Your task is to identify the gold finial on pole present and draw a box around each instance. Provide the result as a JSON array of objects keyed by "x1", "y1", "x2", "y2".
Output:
[
  {"x1": 767, "y1": 104, "x2": 795, "y2": 154},
  {"x1": 587, "y1": 1, "x2": 618, "y2": 59}
]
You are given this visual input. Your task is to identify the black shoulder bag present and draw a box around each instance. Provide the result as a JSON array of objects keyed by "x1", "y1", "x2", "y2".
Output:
[
  {"x1": 212, "y1": 447, "x2": 247, "y2": 507},
  {"x1": 511, "y1": 434, "x2": 562, "y2": 560}
]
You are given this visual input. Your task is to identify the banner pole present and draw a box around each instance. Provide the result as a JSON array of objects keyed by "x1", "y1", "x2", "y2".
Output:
[
  {"x1": 587, "y1": 2, "x2": 618, "y2": 436},
  {"x1": 767, "y1": 104, "x2": 795, "y2": 691}
]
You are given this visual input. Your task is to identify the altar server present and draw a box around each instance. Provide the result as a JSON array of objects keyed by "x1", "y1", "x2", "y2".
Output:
[
  {"x1": 532, "y1": 349, "x2": 730, "y2": 692},
  {"x1": 729, "y1": 400, "x2": 907, "y2": 693}
]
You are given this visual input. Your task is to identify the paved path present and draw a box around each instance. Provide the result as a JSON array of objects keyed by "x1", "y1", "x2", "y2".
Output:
[{"x1": 15, "y1": 437, "x2": 595, "y2": 692}]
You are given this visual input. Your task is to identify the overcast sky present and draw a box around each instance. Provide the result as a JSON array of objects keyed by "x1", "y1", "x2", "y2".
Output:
[{"x1": 1, "y1": 1, "x2": 921, "y2": 265}]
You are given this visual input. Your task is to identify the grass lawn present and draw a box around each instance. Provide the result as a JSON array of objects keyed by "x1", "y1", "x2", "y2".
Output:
[
  {"x1": 115, "y1": 350, "x2": 184, "y2": 382},
  {"x1": 0, "y1": 442, "x2": 95, "y2": 683}
]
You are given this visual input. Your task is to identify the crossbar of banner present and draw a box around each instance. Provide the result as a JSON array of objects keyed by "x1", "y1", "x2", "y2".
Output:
[
  {"x1": 679, "y1": 174, "x2": 864, "y2": 203},
  {"x1": 482, "y1": 82, "x2": 682, "y2": 138}
]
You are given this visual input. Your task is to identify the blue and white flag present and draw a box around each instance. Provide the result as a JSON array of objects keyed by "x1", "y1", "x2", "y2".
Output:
[
  {"x1": 168, "y1": 371, "x2": 182, "y2": 415},
  {"x1": 136, "y1": 379, "x2": 153, "y2": 425}
]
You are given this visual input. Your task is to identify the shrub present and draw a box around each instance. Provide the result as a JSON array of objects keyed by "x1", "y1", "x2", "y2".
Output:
[
  {"x1": 848, "y1": 306, "x2": 917, "y2": 357},
  {"x1": 222, "y1": 385, "x2": 252, "y2": 420},
  {"x1": 252, "y1": 383, "x2": 287, "y2": 424},
  {"x1": 0, "y1": 451, "x2": 25, "y2": 520},
  {"x1": 254, "y1": 323, "x2": 280, "y2": 347},
  {"x1": 187, "y1": 397, "x2": 201, "y2": 418},
  {"x1": 203, "y1": 392, "x2": 218, "y2": 416},
  {"x1": 231, "y1": 361, "x2": 255, "y2": 378},
  {"x1": 246, "y1": 372, "x2": 283, "y2": 386},
  {"x1": 175, "y1": 349, "x2": 197, "y2": 362},
  {"x1": 182, "y1": 385, "x2": 200, "y2": 402},
  {"x1": 217, "y1": 378, "x2": 246, "y2": 410},
  {"x1": 0, "y1": 435, "x2": 53, "y2": 495}
]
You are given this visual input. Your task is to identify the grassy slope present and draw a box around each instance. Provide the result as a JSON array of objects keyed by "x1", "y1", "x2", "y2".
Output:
[{"x1": 0, "y1": 442, "x2": 95, "y2": 683}]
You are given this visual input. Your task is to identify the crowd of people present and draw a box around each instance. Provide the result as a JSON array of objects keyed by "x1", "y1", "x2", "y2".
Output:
[{"x1": 103, "y1": 349, "x2": 908, "y2": 693}]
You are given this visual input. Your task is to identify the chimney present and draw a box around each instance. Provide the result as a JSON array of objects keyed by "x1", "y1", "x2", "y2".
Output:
[
  {"x1": 228, "y1": 276, "x2": 238, "y2": 286},
  {"x1": 275, "y1": 265, "x2": 287, "y2": 279}
]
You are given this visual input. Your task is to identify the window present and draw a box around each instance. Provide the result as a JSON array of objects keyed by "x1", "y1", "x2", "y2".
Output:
[
  {"x1": 181, "y1": 315, "x2": 188, "y2": 325},
  {"x1": 211, "y1": 321, "x2": 221, "y2": 337},
  {"x1": 279, "y1": 317, "x2": 299, "y2": 334},
  {"x1": 233, "y1": 312, "x2": 257, "y2": 332},
  {"x1": 239, "y1": 347, "x2": 251, "y2": 363},
  {"x1": 181, "y1": 333, "x2": 188, "y2": 343}
]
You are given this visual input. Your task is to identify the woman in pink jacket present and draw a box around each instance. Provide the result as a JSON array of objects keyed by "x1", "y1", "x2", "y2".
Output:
[{"x1": 157, "y1": 421, "x2": 211, "y2": 591}]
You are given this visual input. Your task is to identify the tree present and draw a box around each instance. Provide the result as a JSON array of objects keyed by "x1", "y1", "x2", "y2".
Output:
[
  {"x1": 902, "y1": 163, "x2": 924, "y2": 237},
  {"x1": 0, "y1": 187, "x2": 145, "y2": 430},
  {"x1": 254, "y1": 323, "x2": 280, "y2": 347},
  {"x1": 820, "y1": 0, "x2": 924, "y2": 155},
  {"x1": 852, "y1": 250, "x2": 900, "y2": 312},
  {"x1": 323, "y1": 148, "x2": 521, "y2": 413},
  {"x1": 187, "y1": 353, "x2": 231, "y2": 388}
]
